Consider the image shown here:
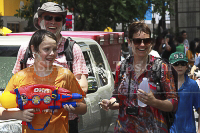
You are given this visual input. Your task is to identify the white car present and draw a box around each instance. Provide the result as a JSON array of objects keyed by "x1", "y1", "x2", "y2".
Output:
[{"x1": 0, "y1": 36, "x2": 117, "y2": 132}]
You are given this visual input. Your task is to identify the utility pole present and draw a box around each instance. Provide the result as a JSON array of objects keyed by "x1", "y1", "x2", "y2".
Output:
[
  {"x1": 161, "y1": 1, "x2": 166, "y2": 30},
  {"x1": 175, "y1": 0, "x2": 179, "y2": 36},
  {"x1": 34, "y1": 0, "x2": 40, "y2": 14}
]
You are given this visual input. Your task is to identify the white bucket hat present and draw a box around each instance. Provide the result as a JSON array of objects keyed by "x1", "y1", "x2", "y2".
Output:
[{"x1": 33, "y1": 2, "x2": 67, "y2": 29}]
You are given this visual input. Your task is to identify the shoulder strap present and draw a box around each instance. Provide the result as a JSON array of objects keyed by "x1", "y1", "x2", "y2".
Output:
[
  {"x1": 20, "y1": 47, "x2": 31, "y2": 70},
  {"x1": 152, "y1": 58, "x2": 178, "y2": 93},
  {"x1": 152, "y1": 58, "x2": 163, "y2": 92},
  {"x1": 119, "y1": 55, "x2": 131, "y2": 83},
  {"x1": 113, "y1": 56, "x2": 131, "y2": 102},
  {"x1": 58, "y1": 37, "x2": 75, "y2": 72}
]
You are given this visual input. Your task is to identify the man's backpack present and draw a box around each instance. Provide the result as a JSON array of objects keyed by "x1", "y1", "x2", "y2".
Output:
[
  {"x1": 20, "y1": 37, "x2": 75, "y2": 72},
  {"x1": 115, "y1": 56, "x2": 178, "y2": 130}
]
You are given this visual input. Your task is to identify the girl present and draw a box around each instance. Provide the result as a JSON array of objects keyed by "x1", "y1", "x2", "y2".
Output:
[{"x1": 0, "y1": 30, "x2": 87, "y2": 133}]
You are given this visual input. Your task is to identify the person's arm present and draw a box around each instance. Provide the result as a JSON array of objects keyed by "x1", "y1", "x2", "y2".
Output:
[
  {"x1": 63, "y1": 71, "x2": 87, "y2": 115},
  {"x1": 137, "y1": 90, "x2": 173, "y2": 112},
  {"x1": 138, "y1": 62, "x2": 178, "y2": 112},
  {"x1": 99, "y1": 98, "x2": 119, "y2": 111},
  {"x1": 165, "y1": 38, "x2": 172, "y2": 52},
  {"x1": 63, "y1": 99, "x2": 87, "y2": 115},
  {"x1": 72, "y1": 44, "x2": 88, "y2": 94},
  {"x1": 75, "y1": 74, "x2": 88, "y2": 94},
  {"x1": 188, "y1": 59, "x2": 195, "y2": 64},
  {"x1": 191, "y1": 64, "x2": 197, "y2": 74},
  {"x1": 0, "y1": 107, "x2": 35, "y2": 122},
  {"x1": 12, "y1": 44, "x2": 28, "y2": 74}
]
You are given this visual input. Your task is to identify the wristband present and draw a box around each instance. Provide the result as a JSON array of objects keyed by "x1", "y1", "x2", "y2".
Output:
[{"x1": 111, "y1": 101, "x2": 117, "y2": 105}]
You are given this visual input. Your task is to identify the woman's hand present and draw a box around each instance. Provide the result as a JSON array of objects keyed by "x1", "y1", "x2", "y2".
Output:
[
  {"x1": 99, "y1": 99, "x2": 112, "y2": 111},
  {"x1": 19, "y1": 109, "x2": 35, "y2": 122},
  {"x1": 137, "y1": 89, "x2": 156, "y2": 106}
]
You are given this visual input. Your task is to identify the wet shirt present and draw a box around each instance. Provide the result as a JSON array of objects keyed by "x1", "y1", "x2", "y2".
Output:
[
  {"x1": 12, "y1": 36, "x2": 88, "y2": 120},
  {"x1": 170, "y1": 75, "x2": 200, "y2": 133},
  {"x1": 113, "y1": 56, "x2": 178, "y2": 133},
  {"x1": 5, "y1": 65, "x2": 86, "y2": 133}
]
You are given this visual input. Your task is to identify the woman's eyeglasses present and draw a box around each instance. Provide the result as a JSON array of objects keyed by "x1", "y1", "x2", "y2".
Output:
[
  {"x1": 131, "y1": 38, "x2": 152, "y2": 45},
  {"x1": 43, "y1": 15, "x2": 63, "y2": 22},
  {"x1": 173, "y1": 61, "x2": 187, "y2": 66}
]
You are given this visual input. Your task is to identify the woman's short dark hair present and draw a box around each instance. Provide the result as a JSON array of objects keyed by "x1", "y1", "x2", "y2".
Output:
[
  {"x1": 128, "y1": 21, "x2": 151, "y2": 39},
  {"x1": 176, "y1": 35, "x2": 184, "y2": 44},
  {"x1": 28, "y1": 30, "x2": 57, "y2": 57}
]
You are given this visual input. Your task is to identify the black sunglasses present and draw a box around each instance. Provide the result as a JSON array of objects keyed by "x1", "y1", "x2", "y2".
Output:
[
  {"x1": 131, "y1": 38, "x2": 152, "y2": 45},
  {"x1": 44, "y1": 15, "x2": 63, "y2": 22},
  {"x1": 173, "y1": 61, "x2": 187, "y2": 66}
]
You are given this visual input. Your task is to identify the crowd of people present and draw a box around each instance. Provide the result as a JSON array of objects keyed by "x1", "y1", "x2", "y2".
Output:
[
  {"x1": 100, "y1": 22, "x2": 200, "y2": 133},
  {"x1": 0, "y1": 1, "x2": 200, "y2": 133}
]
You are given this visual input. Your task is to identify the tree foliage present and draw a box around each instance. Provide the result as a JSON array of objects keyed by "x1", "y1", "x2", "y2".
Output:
[{"x1": 14, "y1": 0, "x2": 174, "y2": 32}]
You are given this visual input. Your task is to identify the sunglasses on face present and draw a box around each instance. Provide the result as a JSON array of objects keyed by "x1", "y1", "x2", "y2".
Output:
[
  {"x1": 43, "y1": 15, "x2": 63, "y2": 22},
  {"x1": 173, "y1": 61, "x2": 187, "y2": 66},
  {"x1": 131, "y1": 38, "x2": 152, "y2": 45}
]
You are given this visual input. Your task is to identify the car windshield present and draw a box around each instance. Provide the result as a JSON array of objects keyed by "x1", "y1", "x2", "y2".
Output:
[
  {"x1": 0, "y1": 46, "x2": 19, "y2": 89},
  {"x1": 0, "y1": 56, "x2": 16, "y2": 89}
]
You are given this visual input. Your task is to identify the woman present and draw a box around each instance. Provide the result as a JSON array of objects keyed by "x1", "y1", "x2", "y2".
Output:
[
  {"x1": 0, "y1": 30, "x2": 87, "y2": 133},
  {"x1": 169, "y1": 52, "x2": 200, "y2": 133},
  {"x1": 186, "y1": 40, "x2": 197, "y2": 67},
  {"x1": 100, "y1": 21, "x2": 178, "y2": 132}
]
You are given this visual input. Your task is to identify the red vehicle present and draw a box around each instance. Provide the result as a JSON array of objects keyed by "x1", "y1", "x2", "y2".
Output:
[{"x1": 7, "y1": 31, "x2": 124, "y2": 72}]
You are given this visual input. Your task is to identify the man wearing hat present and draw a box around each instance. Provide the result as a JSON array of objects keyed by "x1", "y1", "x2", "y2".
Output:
[
  {"x1": 169, "y1": 52, "x2": 200, "y2": 133},
  {"x1": 12, "y1": 2, "x2": 88, "y2": 133}
]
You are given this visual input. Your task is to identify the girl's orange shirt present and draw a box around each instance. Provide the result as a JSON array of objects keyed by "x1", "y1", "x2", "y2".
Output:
[{"x1": 5, "y1": 65, "x2": 85, "y2": 133}]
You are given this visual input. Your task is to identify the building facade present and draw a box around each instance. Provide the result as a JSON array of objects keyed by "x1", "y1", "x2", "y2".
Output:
[
  {"x1": 170, "y1": 0, "x2": 200, "y2": 42},
  {"x1": 0, "y1": 0, "x2": 30, "y2": 33}
]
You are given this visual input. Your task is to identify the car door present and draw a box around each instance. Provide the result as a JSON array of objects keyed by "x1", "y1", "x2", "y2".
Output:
[{"x1": 77, "y1": 41, "x2": 116, "y2": 132}]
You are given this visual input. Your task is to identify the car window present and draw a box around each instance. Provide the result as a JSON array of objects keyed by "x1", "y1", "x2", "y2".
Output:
[
  {"x1": 0, "y1": 46, "x2": 19, "y2": 89},
  {"x1": 89, "y1": 44, "x2": 108, "y2": 86},
  {"x1": 82, "y1": 51, "x2": 98, "y2": 93}
]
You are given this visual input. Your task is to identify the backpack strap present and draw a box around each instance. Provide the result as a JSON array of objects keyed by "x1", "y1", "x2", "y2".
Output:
[
  {"x1": 113, "y1": 56, "x2": 131, "y2": 102},
  {"x1": 151, "y1": 58, "x2": 163, "y2": 92},
  {"x1": 119, "y1": 55, "x2": 131, "y2": 85},
  {"x1": 151, "y1": 57, "x2": 178, "y2": 130},
  {"x1": 58, "y1": 37, "x2": 75, "y2": 72},
  {"x1": 152, "y1": 58, "x2": 178, "y2": 92},
  {"x1": 20, "y1": 47, "x2": 31, "y2": 70}
]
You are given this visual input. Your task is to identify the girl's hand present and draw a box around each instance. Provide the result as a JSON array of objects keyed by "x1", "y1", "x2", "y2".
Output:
[
  {"x1": 63, "y1": 104, "x2": 76, "y2": 112},
  {"x1": 20, "y1": 109, "x2": 35, "y2": 122}
]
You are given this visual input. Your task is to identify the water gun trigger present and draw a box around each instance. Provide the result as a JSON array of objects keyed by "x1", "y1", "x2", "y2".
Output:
[{"x1": 34, "y1": 109, "x2": 42, "y2": 114}]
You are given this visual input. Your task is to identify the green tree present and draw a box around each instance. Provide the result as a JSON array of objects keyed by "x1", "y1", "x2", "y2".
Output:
[
  {"x1": 58, "y1": 0, "x2": 152, "y2": 31},
  {"x1": 14, "y1": 0, "x2": 50, "y2": 31},
  {"x1": 152, "y1": 0, "x2": 175, "y2": 35},
  {"x1": 14, "y1": 0, "x2": 174, "y2": 32}
]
